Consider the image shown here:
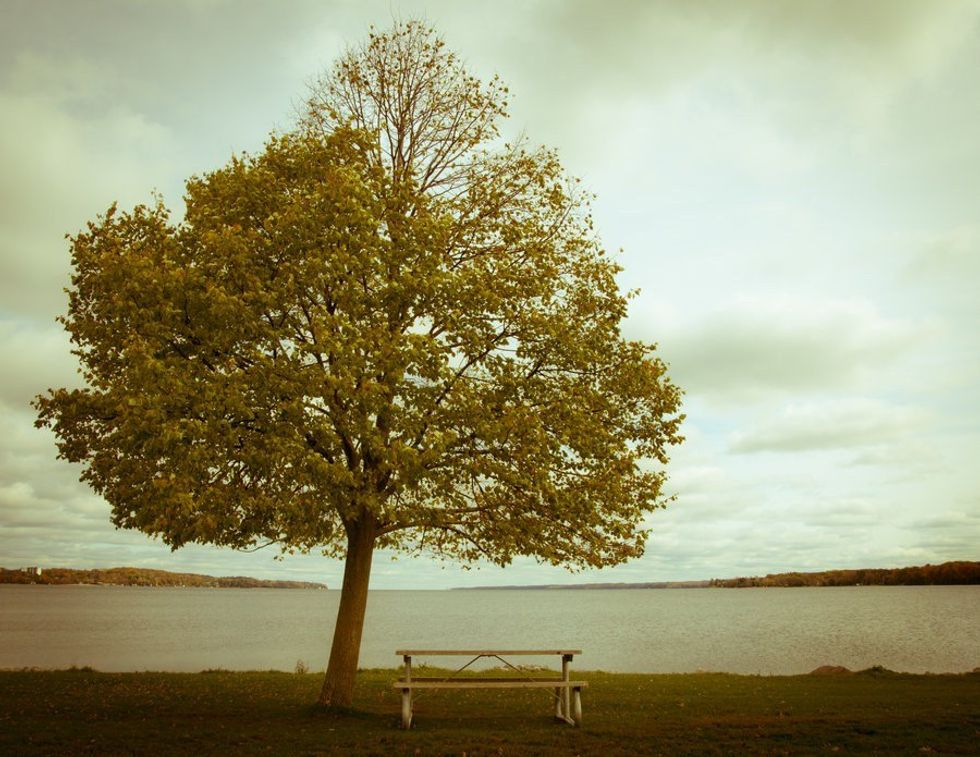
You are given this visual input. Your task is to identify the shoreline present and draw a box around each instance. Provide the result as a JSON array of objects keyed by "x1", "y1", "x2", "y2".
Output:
[
  {"x1": 4, "y1": 664, "x2": 978, "y2": 676},
  {"x1": 0, "y1": 581, "x2": 327, "y2": 589}
]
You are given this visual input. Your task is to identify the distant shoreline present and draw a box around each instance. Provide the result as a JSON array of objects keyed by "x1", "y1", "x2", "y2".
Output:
[
  {"x1": 454, "y1": 560, "x2": 980, "y2": 590},
  {"x1": 0, "y1": 567, "x2": 326, "y2": 590}
]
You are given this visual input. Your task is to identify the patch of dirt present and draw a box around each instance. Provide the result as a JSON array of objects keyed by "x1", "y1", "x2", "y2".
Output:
[{"x1": 809, "y1": 666, "x2": 853, "y2": 675}]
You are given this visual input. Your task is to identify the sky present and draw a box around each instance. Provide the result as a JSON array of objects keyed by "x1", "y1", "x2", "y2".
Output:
[{"x1": 1, "y1": 0, "x2": 978, "y2": 589}]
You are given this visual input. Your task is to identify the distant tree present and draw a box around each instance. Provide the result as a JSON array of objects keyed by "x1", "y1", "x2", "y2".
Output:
[
  {"x1": 707, "y1": 562, "x2": 980, "y2": 588},
  {"x1": 34, "y1": 21, "x2": 683, "y2": 708}
]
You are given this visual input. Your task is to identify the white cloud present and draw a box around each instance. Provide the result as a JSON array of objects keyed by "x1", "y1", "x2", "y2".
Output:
[
  {"x1": 0, "y1": 58, "x2": 177, "y2": 319},
  {"x1": 657, "y1": 298, "x2": 929, "y2": 402},
  {"x1": 903, "y1": 226, "x2": 980, "y2": 317},
  {"x1": 730, "y1": 398, "x2": 929, "y2": 454},
  {"x1": 0, "y1": 320, "x2": 82, "y2": 407}
]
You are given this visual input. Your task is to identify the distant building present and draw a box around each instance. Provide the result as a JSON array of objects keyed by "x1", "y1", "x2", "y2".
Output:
[{"x1": 22, "y1": 566, "x2": 42, "y2": 576}]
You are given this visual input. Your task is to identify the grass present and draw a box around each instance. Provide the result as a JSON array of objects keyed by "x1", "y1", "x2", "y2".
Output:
[{"x1": 0, "y1": 667, "x2": 978, "y2": 755}]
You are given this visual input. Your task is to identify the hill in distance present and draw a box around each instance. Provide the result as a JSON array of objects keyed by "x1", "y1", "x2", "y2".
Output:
[
  {"x1": 0, "y1": 566, "x2": 326, "y2": 589},
  {"x1": 456, "y1": 561, "x2": 980, "y2": 590}
]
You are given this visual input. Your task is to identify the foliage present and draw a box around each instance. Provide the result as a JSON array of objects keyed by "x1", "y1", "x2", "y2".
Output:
[
  {"x1": 708, "y1": 561, "x2": 980, "y2": 588},
  {"x1": 34, "y1": 20, "x2": 682, "y2": 572},
  {"x1": 33, "y1": 20, "x2": 684, "y2": 708},
  {"x1": 0, "y1": 567, "x2": 325, "y2": 589}
]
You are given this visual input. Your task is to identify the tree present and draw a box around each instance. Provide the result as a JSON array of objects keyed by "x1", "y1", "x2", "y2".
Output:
[{"x1": 35, "y1": 21, "x2": 683, "y2": 708}]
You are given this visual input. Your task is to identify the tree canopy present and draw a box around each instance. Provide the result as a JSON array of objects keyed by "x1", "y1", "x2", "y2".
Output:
[{"x1": 35, "y1": 20, "x2": 683, "y2": 706}]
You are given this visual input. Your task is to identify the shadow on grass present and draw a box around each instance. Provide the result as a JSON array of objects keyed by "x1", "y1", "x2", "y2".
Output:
[{"x1": 307, "y1": 702, "x2": 392, "y2": 725}]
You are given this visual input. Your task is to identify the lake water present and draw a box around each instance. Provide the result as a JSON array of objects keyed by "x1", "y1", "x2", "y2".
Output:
[{"x1": 1, "y1": 585, "x2": 977, "y2": 674}]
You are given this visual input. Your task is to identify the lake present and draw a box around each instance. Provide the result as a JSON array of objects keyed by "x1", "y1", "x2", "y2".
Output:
[{"x1": 1, "y1": 585, "x2": 976, "y2": 674}]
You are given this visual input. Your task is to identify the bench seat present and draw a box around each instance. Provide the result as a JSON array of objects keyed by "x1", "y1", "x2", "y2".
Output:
[
  {"x1": 394, "y1": 649, "x2": 586, "y2": 728},
  {"x1": 394, "y1": 679, "x2": 588, "y2": 689}
]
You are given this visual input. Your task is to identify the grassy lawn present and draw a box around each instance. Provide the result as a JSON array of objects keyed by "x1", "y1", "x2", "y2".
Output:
[{"x1": 1, "y1": 667, "x2": 977, "y2": 755}]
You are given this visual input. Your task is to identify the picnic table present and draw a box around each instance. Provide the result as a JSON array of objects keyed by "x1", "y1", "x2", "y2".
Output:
[{"x1": 392, "y1": 649, "x2": 587, "y2": 729}]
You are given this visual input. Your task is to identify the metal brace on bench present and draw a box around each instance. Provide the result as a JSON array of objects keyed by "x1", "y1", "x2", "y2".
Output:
[{"x1": 394, "y1": 649, "x2": 585, "y2": 728}]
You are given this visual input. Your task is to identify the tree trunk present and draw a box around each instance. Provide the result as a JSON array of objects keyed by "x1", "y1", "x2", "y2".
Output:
[{"x1": 318, "y1": 518, "x2": 377, "y2": 707}]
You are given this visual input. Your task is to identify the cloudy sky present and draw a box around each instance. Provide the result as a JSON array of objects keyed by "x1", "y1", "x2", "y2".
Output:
[{"x1": 2, "y1": 0, "x2": 978, "y2": 588}]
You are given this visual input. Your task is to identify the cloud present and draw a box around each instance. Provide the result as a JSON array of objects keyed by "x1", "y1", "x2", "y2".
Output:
[
  {"x1": 0, "y1": 320, "x2": 82, "y2": 407},
  {"x1": 847, "y1": 441, "x2": 940, "y2": 472},
  {"x1": 664, "y1": 464, "x2": 727, "y2": 498},
  {"x1": 802, "y1": 498, "x2": 888, "y2": 529},
  {"x1": 730, "y1": 398, "x2": 929, "y2": 454},
  {"x1": 895, "y1": 534, "x2": 980, "y2": 562},
  {"x1": 658, "y1": 298, "x2": 928, "y2": 402},
  {"x1": 902, "y1": 226, "x2": 980, "y2": 319},
  {"x1": 902, "y1": 509, "x2": 980, "y2": 534},
  {"x1": 0, "y1": 57, "x2": 177, "y2": 319},
  {"x1": 504, "y1": 0, "x2": 980, "y2": 137}
]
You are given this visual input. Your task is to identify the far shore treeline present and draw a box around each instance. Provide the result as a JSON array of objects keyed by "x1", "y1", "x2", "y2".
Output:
[
  {"x1": 708, "y1": 561, "x2": 980, "y2": 588},
  {"x1": 461, "y1": 561, "x2": 980, "y2": 590},
  {"x1": 3, "y1": 561, "x2": 977, "y2": 590},
  {"x1": 0, "y1": 567, "x2": 326, "y2": 589}
]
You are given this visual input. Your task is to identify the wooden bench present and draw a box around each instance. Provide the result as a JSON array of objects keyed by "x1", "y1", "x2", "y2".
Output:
[{"x1": 392, "y1": 649, "x2": 587, "y2": 729}]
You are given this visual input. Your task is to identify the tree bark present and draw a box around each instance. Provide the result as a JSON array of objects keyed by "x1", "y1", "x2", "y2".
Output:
[{"x1": 318, "y1": 517, "x2": 377, "y2": 707}]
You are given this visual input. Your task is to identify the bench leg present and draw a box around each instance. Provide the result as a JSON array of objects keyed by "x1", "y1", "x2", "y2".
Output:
[
  {"x1": 401, "y1": 688, "x2": 412, "y2": 729},
  {"x1": 572, "y1": 687, "x2": 582, "y2": 727},
  {"x1": 562, "y1": 656, "x2": 571, "y2": 722},
  {"x1": 554, "y1": 687, "x2": 563, "y2": 720}
]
